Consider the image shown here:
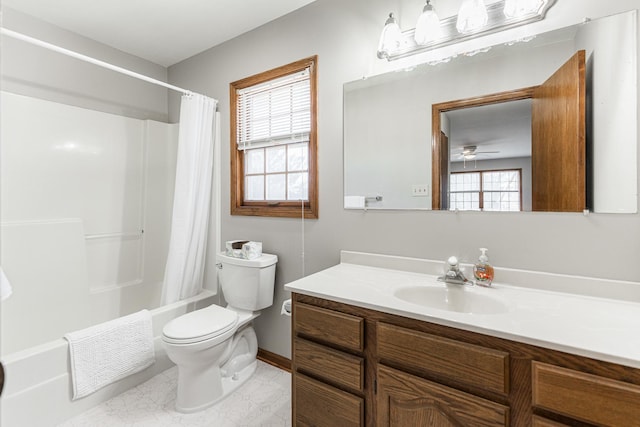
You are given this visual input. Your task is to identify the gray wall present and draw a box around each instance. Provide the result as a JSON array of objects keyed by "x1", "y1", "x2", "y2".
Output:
[
  {"x1": 1, "y1": 7, "x2": 169, "y2": 121},
  {"x1": 168, "y1": 0, "x2": 640, "y2": 359}
]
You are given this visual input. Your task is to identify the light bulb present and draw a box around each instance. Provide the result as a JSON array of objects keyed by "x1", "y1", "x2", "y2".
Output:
[
  {"x1": 504, "y1": 0, "x2": 544, "y2": 18},
  {"x1": 415, "y1": 1, "x2": 442, "y2": 45},
  {"x1": 377, "y1": 13, "x2": 402, "y2": 59},
  {"x1": 456, "y1": 0, "x2": 488, "y2": 34}
]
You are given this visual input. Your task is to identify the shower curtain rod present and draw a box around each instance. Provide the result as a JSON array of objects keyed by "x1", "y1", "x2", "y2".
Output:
[{"x1": 1, "y1": 27, "x2": 209, "y2": 98}]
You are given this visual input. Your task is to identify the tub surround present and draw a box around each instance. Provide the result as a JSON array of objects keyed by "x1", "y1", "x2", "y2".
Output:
[
  {"x1": 0, "y1": 92, "x2": 181, "y2": 357},
  {"x1": 285, "y1": 250, "x2": 640, "y2": 369}
]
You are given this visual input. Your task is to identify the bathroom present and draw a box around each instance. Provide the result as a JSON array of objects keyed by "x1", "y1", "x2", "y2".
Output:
[{"x1": 1, "y1": 0, "x2": 639, "y2": 425}]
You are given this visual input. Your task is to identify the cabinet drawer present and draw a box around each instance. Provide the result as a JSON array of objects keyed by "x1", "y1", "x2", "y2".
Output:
[
  {"x1": 295, "y1": 338, "x2": 364, "y2": 392},
  {"x1": 532, "y1": 361, "x2": 640, "y2": 426},
  {"x1": 295, "y1": 373, "x2": 364, "y2": 427},
  {"x1": 532, "y1": 416, "x2": 569, "y2": 427},
  {"x1": 294, "y1": 303, "x2": 364, "y2": 352},
  {"x1": 377, "y1": 365, "x2": 509, "y2": 427},
  {"x1": 377, "y1": 322, "x2": 509, "y2": 394}
]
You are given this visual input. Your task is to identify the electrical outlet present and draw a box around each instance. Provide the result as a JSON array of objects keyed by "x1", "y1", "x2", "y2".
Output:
[{"x1": 412, "y1": 184, "x2": 429, "y2": 197}]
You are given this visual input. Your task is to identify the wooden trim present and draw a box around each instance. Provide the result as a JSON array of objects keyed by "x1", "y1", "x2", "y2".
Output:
[
  {"x1": 230, "y1": 56, "x2": 319, "y2": 219},
  {"x1": 257, "y1": 347, "x2": 291, "y2": 372},
  {"x1": 432, "y1": 86, "x2": 536, "y2": 210}
]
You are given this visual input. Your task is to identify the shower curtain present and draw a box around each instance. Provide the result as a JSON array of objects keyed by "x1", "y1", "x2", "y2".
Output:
[{"x1": 162, "y1": 93, "x2": 217, "y2": 304}]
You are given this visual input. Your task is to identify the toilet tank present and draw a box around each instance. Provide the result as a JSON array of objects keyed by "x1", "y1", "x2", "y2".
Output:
[{"x1": 217, "y1": 252, "x2": 278, "y2": 311}]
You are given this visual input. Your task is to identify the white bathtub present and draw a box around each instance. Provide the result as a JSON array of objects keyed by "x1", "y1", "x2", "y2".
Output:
[{"x1": 0, "y1": 290, "x2": 217, "y2": 427}]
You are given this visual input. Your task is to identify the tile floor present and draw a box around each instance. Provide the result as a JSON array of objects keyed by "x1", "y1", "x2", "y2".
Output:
[{"x1": 58, "y1": 361, "x2": 291, "y2": 427}]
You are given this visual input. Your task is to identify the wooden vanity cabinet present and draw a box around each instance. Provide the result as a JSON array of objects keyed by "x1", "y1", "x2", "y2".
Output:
[{"x1": 291, "y1": 294, "x2": 640, "y2": 427}]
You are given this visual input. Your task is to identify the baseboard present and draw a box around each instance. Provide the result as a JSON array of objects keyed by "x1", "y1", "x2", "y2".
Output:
[{"x1": 257, "y1": 348, "x2": 291, "y2": 372}]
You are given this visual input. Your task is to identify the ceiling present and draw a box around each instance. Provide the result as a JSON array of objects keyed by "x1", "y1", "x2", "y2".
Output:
[
  {"x1": 446, "y1": 99, "x2": 532, "y2": 162},
  {"x1": 2, "y1": 0, "x2": 318, "y2": 67}
]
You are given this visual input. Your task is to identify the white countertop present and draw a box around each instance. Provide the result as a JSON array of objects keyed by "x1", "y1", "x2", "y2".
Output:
[{"x1": 284, "y1": 252, "x2": 640, "y2": 369}]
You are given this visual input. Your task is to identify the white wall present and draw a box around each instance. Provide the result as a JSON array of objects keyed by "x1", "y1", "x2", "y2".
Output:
[
  {"x1": 576, "y1": 12, "x2": 638, "y2": 212},
  {"x1": 168, "y1": 0, "x2": 640, "y2": 360},
  {"x1": 0, "y1": 92, "x2": 178, "y2": 355},
  {"x1": 0, "y1": 7, "x2": 169, "y2": 122}
]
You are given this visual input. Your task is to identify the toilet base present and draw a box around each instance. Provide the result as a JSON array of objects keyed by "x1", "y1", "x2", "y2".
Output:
[{"x1": 174, "y1": 360, "x2": 257, "y2": 413}]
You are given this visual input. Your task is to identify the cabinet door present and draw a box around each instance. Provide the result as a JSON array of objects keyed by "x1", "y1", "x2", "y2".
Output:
[{"x1": 377, "y1": 365, "x2": 508, "y2": 427}]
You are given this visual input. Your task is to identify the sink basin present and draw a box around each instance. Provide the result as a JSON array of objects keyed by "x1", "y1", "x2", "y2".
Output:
[{"x1": 393, "y1": 285, "x2": 509, "y2": 315}]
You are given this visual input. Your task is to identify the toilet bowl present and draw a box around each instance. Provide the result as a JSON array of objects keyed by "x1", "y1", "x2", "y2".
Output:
[{"x1": 161, "y1": 252, "x2": 277, "y2": 413}]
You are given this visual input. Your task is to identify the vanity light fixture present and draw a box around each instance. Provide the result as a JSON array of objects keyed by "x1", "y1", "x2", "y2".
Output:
[
  {"x1": 377, "y1": 13, "x2": 402, "y2": 59},
  {"x1": 504, "y1": 0, "x2": 544, "y2": 18},
  {"x1": 456, "y1": 0, "x2": 489, "y2": 34},
  {"x1": 376, "y1": 0, "x2": 556, "y2": 61},
  {"x1": 415, "y1": 0, "x2": 442, "y2": 45}
]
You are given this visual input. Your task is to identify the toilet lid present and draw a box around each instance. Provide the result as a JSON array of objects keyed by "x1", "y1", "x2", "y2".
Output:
[{"x1": 162, "y1": 304, "x2": 239, "y2": 344}]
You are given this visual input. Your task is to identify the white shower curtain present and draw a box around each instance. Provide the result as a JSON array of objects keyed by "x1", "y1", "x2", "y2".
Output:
[{"x1": 162, "y1": 93, "x2": 217, "y2": 304}]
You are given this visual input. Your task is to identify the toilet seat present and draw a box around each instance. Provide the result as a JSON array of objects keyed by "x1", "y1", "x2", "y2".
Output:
[{"x1": 162, "y1": 305, "x2": 239, "y2": 345}]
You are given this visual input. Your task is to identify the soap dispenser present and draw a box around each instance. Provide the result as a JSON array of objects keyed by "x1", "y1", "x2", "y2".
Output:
[{"x1": 473, "y1": 248, "x2": 494, "y2": 287}]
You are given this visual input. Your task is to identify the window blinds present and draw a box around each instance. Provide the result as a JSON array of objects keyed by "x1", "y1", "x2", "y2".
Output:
[{"x1": 236, "y1": 67, "x2": 311, "y2": 150}]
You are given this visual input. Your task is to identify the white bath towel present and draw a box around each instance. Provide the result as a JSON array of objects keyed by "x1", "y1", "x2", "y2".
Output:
[{"x1": 64, "y1": 309, "x2": 155, "y2": 400}]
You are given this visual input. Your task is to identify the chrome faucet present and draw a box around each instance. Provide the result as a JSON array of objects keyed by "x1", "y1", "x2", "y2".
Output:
[{"x1": 437, "y1": 256, "x2": 471, "y2": 286}]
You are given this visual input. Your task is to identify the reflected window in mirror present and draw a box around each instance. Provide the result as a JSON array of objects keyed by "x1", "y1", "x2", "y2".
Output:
[{"x1": 450, "y1": 169, "x2": 522, "y2": 212}]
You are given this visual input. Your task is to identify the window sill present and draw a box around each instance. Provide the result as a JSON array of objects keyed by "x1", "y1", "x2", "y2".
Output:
[{"x1": 231, "y1": 204, "x2": 318, "y2": 219}]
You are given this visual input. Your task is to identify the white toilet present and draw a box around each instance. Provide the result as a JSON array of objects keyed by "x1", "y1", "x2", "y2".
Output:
[{"x1": 162, "y1": 252, "x2": 278, "y2": 413}]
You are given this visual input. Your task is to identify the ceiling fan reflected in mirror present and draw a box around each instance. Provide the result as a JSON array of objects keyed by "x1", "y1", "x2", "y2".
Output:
[{"x1": 454, "y1": 145, "x2": 500, "y2": 167}]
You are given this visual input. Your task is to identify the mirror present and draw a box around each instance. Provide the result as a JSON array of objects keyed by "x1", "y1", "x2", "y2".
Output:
[{"x1": 344, "y1": 11, "x2": 638, "y2": 213}]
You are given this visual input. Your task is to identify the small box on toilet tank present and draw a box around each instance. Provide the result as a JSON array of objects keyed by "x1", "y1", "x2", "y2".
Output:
[{"x1": 225, "y1": 240, "x2": 262, "y2": 260}]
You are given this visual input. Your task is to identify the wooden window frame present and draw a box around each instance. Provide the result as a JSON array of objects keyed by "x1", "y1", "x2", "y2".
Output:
[{"x1": 230, "y1": 56, "x2": 318, "y2": 219}]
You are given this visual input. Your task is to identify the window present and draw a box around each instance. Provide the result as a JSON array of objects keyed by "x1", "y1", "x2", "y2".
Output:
[
  {"x1": 450, "y1": 169, "x2": 522, "y2": 211},
  {"x1": 230, "y1": 56, "x2": 318, "y2": 218}
]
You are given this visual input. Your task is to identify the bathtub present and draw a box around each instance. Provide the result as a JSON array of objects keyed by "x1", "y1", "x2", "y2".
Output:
[{"x1": 0, "y1": 290, "x2": 217, "y2": 427}]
